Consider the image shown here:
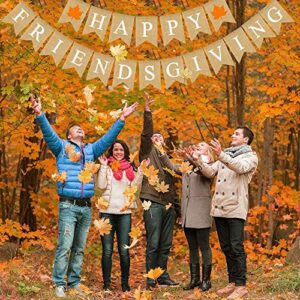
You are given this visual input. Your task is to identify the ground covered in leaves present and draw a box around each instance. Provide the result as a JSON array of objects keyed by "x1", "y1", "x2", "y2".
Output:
[{"x1": 0, "y1": 230, "x2": 299, "y2": 300}]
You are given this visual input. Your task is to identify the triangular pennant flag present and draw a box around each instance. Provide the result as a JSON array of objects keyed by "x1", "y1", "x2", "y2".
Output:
[
  {"x1": 161, "y1": 57, "x2": 185, "y2": 89},
  {"x1": 204, "y1": 0, "x2": 236, "y2": 31},
  {"x1": 2, "y1": 1, "x2": 36, "y2": 35},
  {"x1": 136, "y1": 16, "x2": 158, "y2": 47},
  {"x1": 139, "y1": 60, "x2": 161, "y2": 90},
  {"x1": 112, "y1": 60, "x2": 137, "y2": 90},
  {"x1": 259, "y1": 0, "x2": 294, "y2": 34},
  {"x1": 58, "y1": 0, "x2": 90, "y2": 32}
]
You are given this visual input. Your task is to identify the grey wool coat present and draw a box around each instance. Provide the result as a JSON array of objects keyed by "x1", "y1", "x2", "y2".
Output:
[{"x1": 160, "y1": 155, "x2": 212, "y2": 229}]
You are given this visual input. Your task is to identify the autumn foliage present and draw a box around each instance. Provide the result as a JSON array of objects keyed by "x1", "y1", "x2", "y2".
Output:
[{"x1": 0, "y1": 0, "x2": 299, "y2": 298}]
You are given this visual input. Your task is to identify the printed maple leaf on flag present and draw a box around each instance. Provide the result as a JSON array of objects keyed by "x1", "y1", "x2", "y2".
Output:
[
  {"x1": 94, "y1": 218, "x2": 112, "y2": 236},
  {"x1": 67, "y1": 5, "x2": 82, "y2": 20},
  {"x1": 95, "y1": 197, "x2": 109, "y2": 210},
  {"x1": 144, "y1": 267, "x2": 164, "y2": 281},
  {"x1": 212, "y1": 5, "x2": 227, "y2": 20},
  {"x1": 78, "y1": 169, "x2": 92, "y2": 184}
]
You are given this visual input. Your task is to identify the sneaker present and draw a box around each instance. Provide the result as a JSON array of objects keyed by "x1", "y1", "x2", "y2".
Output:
[
  {"x1": 216, "y1": 282, "x2": 235, "y2": 297},
  {"x1": 227, "y1": 286, "x2": 248, "y2": 299},
  {"x1": 103, "y1": 284, "x2": 112, "y2": 293},
  {"x1": 157, "y1": 278, "x2": 179, "y2": 287},
  {"x1": 146, "y1": 281, "x2": 157, "y2": 290},
  {"x1": 55, "y1": 286, "x2": 66, "y2": 298}
]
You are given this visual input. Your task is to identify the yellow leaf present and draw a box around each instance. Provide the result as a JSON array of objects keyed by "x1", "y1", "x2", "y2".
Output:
[
  {"x1": 95, "y1": 197, "x2": 109, "y2": 210},
  {"x1": 123, "y1": 185, "x2": 138, "y2": 200},
  {"x1": 144, "y1": 267, "x2": 164, "y2": 281},
  {"x1": 154, "y1": 143, "x2": 165, "y2": 155},
  {"x1": 129, "y1": 227, "x2": 142, "y2": 239},
  {"x1": 134, "y1": 286, "x2": 152, "y2": 300},
  {"x1": 142, "y1": 165, "x2": 159, "y2": 179},
  {"x1": 83, "y1": 85, "x2": 96, "y2": 107},
  {"x1": 163, "y1": 167, "x2": 182, "y2": 179},
  {"x1": 51, "y1": 171, "x2": 67, "y2": 182},
  {"x1": 69, "y1": 151, "x2": 80, "y2": 163},
  {"x1": 109, "y1": 108, "x2": 122, "y2": 119},
  {"x1": 94, "y1": 218, "x2": 112, "y2": 236},
  {"x1": 165, "y1": 203, "x2": 172, "y2": 210},
  {"x1": 154, "y1": 181, "x2": 169, "y2": 193},
  {"x1": 110, "y1": 44, "x2": 128, "y2": 62},
  {"x1": 85, "y1": 161, "x2": 100, "y2": 174},
  {"x1": 148, "y1": 175, "x2": 159, "y2": 186},
  {"x1": 179, "y1": 67, "x2": 192, "y2": 80},
  {"x1": 179, "y1": 161, "x2": 193, "y2": 173},
  {"x1": 78, "y1": 169, "x2": 92, "y2": 184},
  {"x1": 124, "y1": 237, "x2": 140, "y2": 249},
  {"x1": 130, "y1": 150, "x2": 139, "y2": 163},
  {"x1": 142, "y1": 200, "x2": 152, "y2": 211},
  {"x1": 111, "y1": 160, "x2": 121, "y2": 171}
]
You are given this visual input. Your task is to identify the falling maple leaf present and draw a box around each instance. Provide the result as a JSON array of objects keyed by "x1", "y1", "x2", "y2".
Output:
[
  {"x1": 68, "y1": 151, "x2": 81, "y2": 163},
  {"x1": 119, "y1": 199, "x2": 133, "y2": 212},
  {"x1": 212, "y1": 5, "x2": 227, "y2": 20},
  {"x1": 109, "y1": 108, "x2": 122, "y2": 119},
  {"x1": 144, "y1": 267, "x2": 164, "y2": 281},
  {"x1": 95, "y1": 197, "x2": 109, "y2": 210},
  {"x1": 65, "y1": 144, "x2": 75, "y2": 154},
  {"x1": 154, "y1": 143, "x2": 166, "y2": 155},
  {"x1": 67, "y1": 5, "x2": 83, "y2": 21},
  {"x1": 94, "y1": 218, "x2": 112, "y2": 236},
  {"x1": 142, "y1": 200, "x2": 152, "y2": 211},
  {"x1": 134, "y1": 286, "x2": 152, "y2": 300},
  {"x1": 124, "y1": 238, "x2": 140, "y2": 249},
  {"x1": 279, "y1": 224, "x2": 288, "y2": 230},
  {"x1": 148, "y1": 175, "x2": 159, "y2": 186},
  {"x1": 179, "y1": 161, "x2": 193, "y2": 173},
  {"x1": 129, "y1": 227, "x2": 142, "y2": 239},
  {"x1": 165, "y1": 203, "x2": 172, "y2": 210},
  {"x1": 110, "y1": 44, "x2": 128, "y2": 62},
  {"x1": 282, "y1": 214, "x2": 292, "y2": 221},
  {"x1": 51, "y1": 171, "x2": 67, "y2": 182},
  {"x1": 130, "y1": 151, "x2": 139, "y2": 163},
  {"x1": 83, "y1": 85, "x2": 96, "y2": 107},
  {"x1": 78, "y1": 169, "x2": 92, "y2": 184},
  {"x1": 142, "y1": 165, "x2": 159, "y2": 179},
  {"x1": 111, "y1": 160, "x2": 121, "y2": 171},
  {"x1": 85, "y1": 161, "x2": 100, "y2": 174},
  {"x1": 154, "y1": 181, "x2": 169, "y2": 193}
]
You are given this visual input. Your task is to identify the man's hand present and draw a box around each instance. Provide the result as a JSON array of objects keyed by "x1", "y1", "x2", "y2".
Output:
[
  {"x1": 120, "y1": 102, "x2": 138, "y2": 121},
  {"x1": 144, "y1": 92, "x2": 155, "y2": 112},
  {"x1": 210, "y1": 138, "x2": 222, "y2": 156},
  {"x1": 30, "y1": 96, "x2": 42, "y2": 116}
]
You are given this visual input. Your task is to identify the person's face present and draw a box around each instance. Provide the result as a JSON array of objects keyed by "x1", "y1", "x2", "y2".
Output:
[
  {"x1": 151, "y1": 133, "x2": 164, "y2": 145},
  {"x1": 196, "y1": 142, "x2": 209, "y2": 155},
  {"x1": 231, "y1": 128, "x2": 248, "y2": 146},
  {"x1": 112, "y1": 143, "x2": 125, "y2": 161},
  {"x1": 68, "y1": 125, "x2": 85, "y2": 140}
]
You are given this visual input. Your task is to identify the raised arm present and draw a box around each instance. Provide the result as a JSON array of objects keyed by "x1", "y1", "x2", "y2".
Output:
[
  {"x1": 160, "y1": 154, "x2": 181, "y2": 175},
  {"x1": 139, "y1": 93, "x2": 155, "y2": 159},
  {"x1": 218, "y1": 151, "x2": 258, "y2": 175},
  {"x1": 31, "y1": 97, "x2": 63, "y2": 156},
  {"x1": 93, "y1": 102, "x2": 138, "y2": 158},
  {"x1": 97, "y1": 155, "x2": 109, "y2": 189}
]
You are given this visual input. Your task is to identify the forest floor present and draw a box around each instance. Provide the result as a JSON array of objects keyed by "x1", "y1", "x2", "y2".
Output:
[{"x1": 0, "y1": 238, "x2": 299, "y2": 300}]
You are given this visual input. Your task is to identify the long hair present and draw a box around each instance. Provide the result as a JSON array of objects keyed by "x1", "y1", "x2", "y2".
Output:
[
  {"x1": 107, "y1": 140, "x2": 137, "y2": 170},
  {"x1": 198, "y1": 142, "x2": 215, "y2": 163}
]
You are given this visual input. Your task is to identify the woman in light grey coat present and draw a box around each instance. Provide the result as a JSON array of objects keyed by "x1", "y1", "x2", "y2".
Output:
[{"x1": 161, "y1": 142, "x2": 214, "y2": 292}]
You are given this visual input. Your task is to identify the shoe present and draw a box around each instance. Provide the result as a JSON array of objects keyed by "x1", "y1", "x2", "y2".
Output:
[
  {"x1": 217, "y1": 282, "x2": 235, "y2": 297},
  {"x1": 158, "y1": 278, "x2": 179, "y2": 287},
  {"x1": 201, "y1": 264, "x2": 212, "y2": 292},
  {"x1": 146, "y1": 280, "x2": 157, "y2": 290},
  {"x1": 121, "y1": 283, "x2": 131, "y2": 292},
  {"x1": 183, "y1": 263, "x2": 201, "y2": 290},
  {"x1": 227, "y1": 286, "x2": 248, "y2": 299},
  {"x1": 55, "y1": 286, "x2": 66, "y2": 298}
]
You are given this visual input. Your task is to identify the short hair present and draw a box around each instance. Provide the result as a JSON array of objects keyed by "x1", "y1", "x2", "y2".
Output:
[
  {"x1": 66, "y1": 124, "x2": 80, "y2": 139},
  {"x1": 236, "y1": 126, "x2": 254, "y2": 145}
]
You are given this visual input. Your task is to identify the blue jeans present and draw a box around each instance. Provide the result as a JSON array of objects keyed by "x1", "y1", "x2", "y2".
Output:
[
  {"x1": 52, "y1": 201, "x2": 91, "y2": 287},
  {"x1": 143, "y1": 201, "x2": 176, "y2": 284},
  {"x1": 100, "y1": 213, "x2": 131, "y2": 286}
]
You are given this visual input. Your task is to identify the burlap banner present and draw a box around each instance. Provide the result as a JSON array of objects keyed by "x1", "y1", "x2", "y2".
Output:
[{"x1": 1, "y1": 0, "x2": 294, "y2": 91}]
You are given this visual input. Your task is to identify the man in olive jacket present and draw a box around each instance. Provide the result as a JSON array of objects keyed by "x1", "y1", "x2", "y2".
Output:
[
  {"x1": 193, "y1": 127, "x2": 258, "y2": 300},
  {"x1": 139, "y1": 93, "x2": 180, "y2": 289}
]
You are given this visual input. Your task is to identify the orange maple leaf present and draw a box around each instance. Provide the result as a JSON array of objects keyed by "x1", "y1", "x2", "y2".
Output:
[
  {"x1": 111, "y1": 160, "x2": 121, "y2": 172},
  {"x1": 212, "y1": 5, "x2": 227, "y2": 20},
  {"x1": 78, "y1": 169, "x2": 92, "y2": 184},
  {"x1": 67, "y1": 5, "x2": 82, "y2": 21}
]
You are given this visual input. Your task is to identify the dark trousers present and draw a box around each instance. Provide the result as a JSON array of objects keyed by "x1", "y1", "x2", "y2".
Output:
[
  {"x1": 184, "y1": 227, "x2": 212, "y2": 266},
  {"x1": 100, "y1": 213, "x2": 131, "y2": 285},
  {"x1": 143, "y1": 201, "x2": 176, "y2": 283},
  {"x1": 214, "y1": 217, "x2": 246, "y2": 286}
]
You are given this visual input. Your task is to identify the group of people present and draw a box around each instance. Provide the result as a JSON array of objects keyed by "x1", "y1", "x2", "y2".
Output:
[{"x1": 31, "y1": 92, "x2": 258, "y2": 300}]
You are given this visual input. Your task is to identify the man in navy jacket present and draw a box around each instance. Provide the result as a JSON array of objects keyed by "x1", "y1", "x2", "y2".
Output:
[{"x1": 31, "y1": 97, "x2": 138, "y2": 297}]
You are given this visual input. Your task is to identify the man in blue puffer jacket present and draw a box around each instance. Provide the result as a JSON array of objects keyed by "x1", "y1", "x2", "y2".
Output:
[{"x1": 30, "y1": 97, "x2": 138, "y2": 298}]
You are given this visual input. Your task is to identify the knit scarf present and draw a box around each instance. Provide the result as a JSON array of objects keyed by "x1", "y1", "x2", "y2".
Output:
[
  {"x1": 224, "y1": 145, "x2": 252, "y2": 158},
  {"x1": 107, "y1": 156, "x2": 135, "y2": 181}
]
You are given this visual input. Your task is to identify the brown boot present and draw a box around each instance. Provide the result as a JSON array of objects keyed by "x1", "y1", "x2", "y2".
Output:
[
  {"x1": 227, "y1": 286, "x2": 248, "y2": 299},
  {"x1": 216, "y1": 282, "x2": 235, "y2": 297}
]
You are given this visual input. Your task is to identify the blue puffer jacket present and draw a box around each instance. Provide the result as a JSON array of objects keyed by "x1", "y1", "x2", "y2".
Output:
[{"x1": 36, "y1": 113, "x2": 125, "y2": 199}]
